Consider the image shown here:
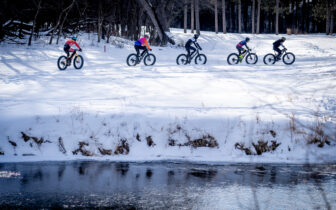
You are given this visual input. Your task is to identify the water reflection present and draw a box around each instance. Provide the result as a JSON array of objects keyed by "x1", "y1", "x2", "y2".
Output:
[{"x1": 0, "y1": 161, "x2": 335, "y2": 209}]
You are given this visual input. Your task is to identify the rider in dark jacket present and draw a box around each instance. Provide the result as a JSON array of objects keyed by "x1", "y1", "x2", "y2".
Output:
[
  {"x1": 185, "y1": 34, "x2": 202, "y2": 62},
  {"x1": 273, "y1": 37, "x2": 286, "y2": 60}
]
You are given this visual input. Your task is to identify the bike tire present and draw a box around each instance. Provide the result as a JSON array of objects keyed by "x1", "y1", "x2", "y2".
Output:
[
  {"x1": 57, "y1": 56, "x2": 68, "y2": 71},
  {"x1": 263, "y1": 54, "x2": 276, "y2": 65},
  {"x1": 176, "y1": 54, "x2": 188, "y2": 65},
  {"x1": 227, "y1": 53, "x2": 239, "y2": 65},
  {"x1": 73, "y1": 55, "x2": 84, "y2": 69},
  {"x1": 282, "y1": 52, "x2": 295, "y2": 65},
  {"x1": 246, "y1": 53, "x2": 258, "y2": 64},
  {"x1": 194, "y1": 54, "x2": 207, "y2": 64},
  {"x1": 126, "y1": 54, "x2": 138, "y2": 66},
  {"x1": 144, "y1": 54, "x2": 156, "y2": 66}
]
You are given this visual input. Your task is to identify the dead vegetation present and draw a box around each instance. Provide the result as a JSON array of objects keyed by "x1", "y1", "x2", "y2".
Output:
[
  {"x1": 114, "y1": 139, "x2": 130, "y2": 155},
  {"x1": 184, "y1": 134, "x2": 219, "y2": 148},
  {"x1": 146, "y1": 136, "x2": 155, "y2": 147},
  {"x1": 169, "y1": 134, "x2": 219, "y2": 148},
  {"x1": 58, "y1": 137, "x2": 66, "y2": 154},
  {"x1": 234, "y1": 142, "x2": 252, "y2": 155},
  {"x1": 72, "y1": 142, "x2": 94, "y2": 156},
  {"x1": 235, "y1": 140, "x2": 281, "y2": 155},
  {"x1": 98, "y1": 147, "x2": 112, "y2": 155},
  {"x1": 8, "y1": 139, "x2": 17, "y2": 147},
  {"x1": 136, "y1": 133, "x2": 141, "y2": 142},
  {"x1": 20, "y1": 131, "x2": 51, "y2": 147},
  {"x1": 269, "y1": 130, "x2": 277, "y2": 138},
  {"x1": 307, "y1": 114, "x2": 331, "y2": 148},
  {"x1": 167, "y1": 124, "x2": 219, "y2": 148}
]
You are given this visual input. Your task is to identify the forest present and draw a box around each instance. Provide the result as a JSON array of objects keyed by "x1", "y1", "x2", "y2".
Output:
[{"x1": 0, "y1": 0, "x2": 335, "y2": 46}]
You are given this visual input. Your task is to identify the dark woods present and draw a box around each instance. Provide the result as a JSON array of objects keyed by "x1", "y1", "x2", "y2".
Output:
[{"x1": 0, "y1": 0, "x2": 335, "y2": 46}]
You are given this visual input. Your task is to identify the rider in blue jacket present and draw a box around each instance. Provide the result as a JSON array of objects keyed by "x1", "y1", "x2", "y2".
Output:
[{"x1": 236, "y1": 37, "x2": 250, "y2": 61}]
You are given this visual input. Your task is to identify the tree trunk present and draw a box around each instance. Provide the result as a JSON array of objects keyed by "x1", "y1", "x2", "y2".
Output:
[
  {"x1": 136, "y1": 0, "x2": 174, "y2": 45},
  {"x1": 49, "y1": 0, "x2": 75, "y2": 44},
  {"x1": 191, "y1": 0, "x2": 194, "y2": 33},
  {"x1": 326, "y1": 1, "x2": 331, "y2": 35},
  {"x1": 215, "y1": 0, "x2": 218, "y2": 34},
  {"x1": 331, "y1": 11, "x2": 334, "y2": 35},
  {"x1": 56, "y1": 0, "x2": 75, "y2": 45},
  {"x1": 28, "y1": 0, "x2": 42, "y2": 46},
  {"x1": 98, "y1": 0, "x2": 103, "y2": 42},
  {"x1": 222, "y1": 0, "x2": 226, "y2": 33},
  {"x1": 275, "y1": 0, "x2": 279, "y2": 35},
  {"x1": 238, "y1": 0, "x2": 241, "y2": 33},
  {"x1": 184, "y1": 0, "x2": 188, "y2": 33},
  {"x1": 256, "y1": 0, "x2": 261, "y2": 34},
  {"x1": 195, "y1": 0, "x2": 200, "y2": 34},
  {"x1": 252, "y1": 0, "x2": 255, "y2": 34}
]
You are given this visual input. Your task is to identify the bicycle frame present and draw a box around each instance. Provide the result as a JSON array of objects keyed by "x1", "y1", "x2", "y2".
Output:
[
  {"x1": 189, "y1": 48, "x2": 200, "y2": 61},
  {"x1": 274, "y1": 48, "x2": 287, "y2": 57},
  {"x1": 240, "y1": 49, "x2": 251, "y2": 59},
  {"x1": 138, "y1": 50, "x2": 149, "y2": 61}
]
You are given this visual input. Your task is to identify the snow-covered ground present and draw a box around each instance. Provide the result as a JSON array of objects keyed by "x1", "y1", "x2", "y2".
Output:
[{"x1": 0, "y1": 29, "x2": 335, "y2": 163}]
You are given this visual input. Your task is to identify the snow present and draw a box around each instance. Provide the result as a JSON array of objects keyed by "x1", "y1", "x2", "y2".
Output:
[{"x1": 0, "y1": 29, "x2": 335, "y2": 163}]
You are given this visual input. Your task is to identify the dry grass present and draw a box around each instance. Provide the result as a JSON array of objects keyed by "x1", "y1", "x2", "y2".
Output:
[
  {"x1": 146, "y1": 136, "x2": 155, "y2": 147},
  {"x1": 114, "y1": 139, "x2": 130, "y2": 155},
  {"x1": 235, "y1": 140, "x2": 281, "y2": 156},
  {"x1": 58, "y1": 137, "x2": 66, "y2": 154},
  {"x1": 72, "y1": 142, "x2": 94, "y2": 156},
  {"x1": 98, "y1": 147, "x2": 113, "y2": 155}
]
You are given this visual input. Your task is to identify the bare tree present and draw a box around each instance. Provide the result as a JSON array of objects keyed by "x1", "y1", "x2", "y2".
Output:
[
  {"x1": 256, "y1": 0, "x2": 261, "y2": 34},
  {"x1": 252, "y1": 0, "x2": 255, "y2": 34},
  {"x1": 222, "y1": 0, "x2": 226, "y2": 33},
  {"x1": 28, "y1": 0, "x2": 42, "y2": 46},
  {"x1": 275, "y1": 0, "x2": 279, "y2": 35},
  {"x1": 49, "y1": 0, "x2": 76, "y2": 44},
  {"x1": 326, "y1": 0, "x2": 331, "y2": 35},
  {"x1": 56, "y1": 0, "x2": 75, "y2": 45},
  {"x1": 191, "y1": 0, "x2": 194, "y2": 33},
  {"x1": 98, "y1": 0, "x2": 103, "y2": 42},
  {"x1": 214, "y1": 0, "x2": 218, "y2": 34},
  {"x1": 195, "y1": 0, "x2": 200, "y2": 34},
  {"x1": 331, "y1": 12, "x2": 334, "y2": 35},
  {"x1": 238, "y1": 0, "x2": 241, "y2": 33},
  {"x1": 184, "y1": 0, "x2": 188, "y2": 33},
  {"x1": 136, "y1": 0, "x2": 174, "y2": 45}
]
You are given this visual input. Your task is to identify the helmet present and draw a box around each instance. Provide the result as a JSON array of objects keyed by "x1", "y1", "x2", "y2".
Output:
[
  {"x1": 194, "y1": 34, "x2": 200, "y2": 39},
  {"x1": 71, "y1": 36, "x2": 77, "y2": 41},
  {"x1": 144, "y1": 34, "x2": 149, "y2": 39},
  {"x1": 281, "y1": 37, "x2": 286, "y2": 41},
  {"x1": 245, "y1": 37, "x2": 250, "y2": 42}
]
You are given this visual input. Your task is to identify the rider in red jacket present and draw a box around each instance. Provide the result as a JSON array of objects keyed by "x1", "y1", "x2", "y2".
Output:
[{"x1": 64, "y1": 36, "x2": 82, "y2": 65}]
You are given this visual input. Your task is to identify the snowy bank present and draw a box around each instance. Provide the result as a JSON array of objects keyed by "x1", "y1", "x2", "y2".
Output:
[{"x1": 0, "y1": 29, "x2": 335, "y2": 163}]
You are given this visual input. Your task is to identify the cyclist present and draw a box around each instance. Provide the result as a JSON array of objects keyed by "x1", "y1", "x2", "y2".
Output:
[
  {"x1": 185, "y1": 34, "x2": 202, "y2": 62},
  {"x1": 273, "y1": 37, "x2": 286, "y2": 60},
  {"x1": 236, "y1": 37, "x2": 250, "y2": 62},
  {"x1": 134, "y1": 35, "x2": 151, "y2": 63},
  {"x1": 64, "y1": 36, "x2": 82, "y2": 66}
]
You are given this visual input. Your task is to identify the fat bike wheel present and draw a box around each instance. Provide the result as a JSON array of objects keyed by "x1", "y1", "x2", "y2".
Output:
[
  {"x1": 227, "y1": 53, "x2": 239, "y2": 65},
  {"x1": 57, "y1": 56, "x2": 68, "y2": 71},
  {"x1": 282, "y1": 52, "x2": 295, "y2": 65},
  {"x1": 144, "y1": 54, "x2": 156, "y2": 66},
  {"x1": 263, "y1": 54, "x2": 276, "y2": 65},
  {"x1": 73, "y1": 55, "x2": 84, "y2": 69},
  {"x1": 176, "y1": 54, "x2": 188, "y2": 65},
  {"x1": 194, "y1": 54, "x2": 207, "y2": 64},
  {"x1": 246, "y1": 53, "x2": 258, "y2": 64},
  {"x1": 126, "y1": 54, "x2": 138, "y2": 66}
]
